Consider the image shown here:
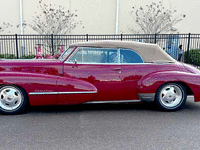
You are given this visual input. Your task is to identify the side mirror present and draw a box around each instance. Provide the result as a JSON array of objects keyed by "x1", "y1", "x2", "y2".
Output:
[{"x1": 72, "y1": 59, "x2": 77, "y2": 68}]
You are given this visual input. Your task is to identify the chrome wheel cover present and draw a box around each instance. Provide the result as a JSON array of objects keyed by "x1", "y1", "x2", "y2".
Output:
[
  {"x1": 159, "y1": 84, "x2": 183, "y2": 108},
  {"x1": 0, "y1": 86, "x2": 23, "y2": 111}
]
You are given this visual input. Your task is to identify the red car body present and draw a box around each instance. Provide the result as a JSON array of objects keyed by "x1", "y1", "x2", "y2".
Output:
[{"x1": 0, "y1": 41, "x2": 199, "y2": 114}]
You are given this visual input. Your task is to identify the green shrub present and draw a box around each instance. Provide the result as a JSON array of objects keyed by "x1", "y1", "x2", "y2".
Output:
[
  {"x1": 7, "y1": 54, "x2": 17, "y2": 59},
  {"x1": 0, "y1": 54, "x2": 5, "y2": 58},
  {"x1": 0, "y1": 54, "x2": 17, "y2": 59},
  {"x1": 23, "y1": 55, "x2": 36, "y2": 59},
  {"x1": 184, "y1": 49, "x2": 200, "y2": 66},
  {"x1": 0, "y1": 54, "x2": 37, "y2": 59}
]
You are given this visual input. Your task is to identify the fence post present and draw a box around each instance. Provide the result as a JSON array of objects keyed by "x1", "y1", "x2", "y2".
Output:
[
  {"x1": 51, "y1": 34, "x2": 54, "y2": 55},
  {"x1": 186, "y1": 33, "x2": 191, "y2": 63},
  {"x1": 86, "y1": 34, "x2": 88, "y2": 41},
  {"x1": 15, "y1": 34, "x2": 19, "y2": 59},
  {"x1": 121, "y1": 34, "x2": 123, "y2": 41},
  {"x1": 154, "y1": 33, "x2": 157, "y2": 44}
]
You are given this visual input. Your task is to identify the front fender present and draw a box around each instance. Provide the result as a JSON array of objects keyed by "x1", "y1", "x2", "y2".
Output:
[
  {"x1": 138, "y1": 71, "x2": 200, "y2": 102},
  {"x1": 57, "y1": 76, "x2": 98, "y2": 104},
  {"x1": 0, "y1": 72, "x2": 98, "y2": 106},
  {"x1": 0, "y1": 72, "x2": 58, "y2": 106}
]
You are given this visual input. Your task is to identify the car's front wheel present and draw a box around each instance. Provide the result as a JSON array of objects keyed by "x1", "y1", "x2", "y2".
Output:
[
  {"x1": 155, "y1": 83, "x2": 187, "y2": 111},
  {"x1": 0, "y1": 85, "x2": 27, "y2": 114}
]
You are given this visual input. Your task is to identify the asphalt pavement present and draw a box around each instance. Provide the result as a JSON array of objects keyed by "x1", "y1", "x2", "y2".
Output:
[{"x1": 0, "y1": 96, "x2": 200, "y2": 150}]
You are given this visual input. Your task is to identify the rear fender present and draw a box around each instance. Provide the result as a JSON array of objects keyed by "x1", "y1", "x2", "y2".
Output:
[
  {"x1": 138, "y1": 71, "x2": 179, "y2": 93},
  {"x1": 138, "y1": 71, "x2": 200, "y2": 102}
]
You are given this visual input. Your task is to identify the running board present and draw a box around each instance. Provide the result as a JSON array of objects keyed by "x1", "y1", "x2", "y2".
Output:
[{"x1": 84, "y1": 100, "x2": 141, "y2": 104}]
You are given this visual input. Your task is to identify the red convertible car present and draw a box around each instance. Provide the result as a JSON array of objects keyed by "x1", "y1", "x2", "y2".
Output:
[{"x1": 0, "y1": 41, "x2": 199, "y2": 114}]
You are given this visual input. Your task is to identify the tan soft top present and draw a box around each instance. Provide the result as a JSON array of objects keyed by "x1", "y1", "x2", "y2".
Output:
[{"x1": 70, "y1": 40, "x2": 176, "y2": 63}]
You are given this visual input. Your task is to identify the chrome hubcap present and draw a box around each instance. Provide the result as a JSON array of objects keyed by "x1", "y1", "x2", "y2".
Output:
[
  {"x1": 159, "y1": 85, "x2": 183, "y2": 108},
  {"x1": 0, "y1": 86, "x2": 23, "y2": 111}
]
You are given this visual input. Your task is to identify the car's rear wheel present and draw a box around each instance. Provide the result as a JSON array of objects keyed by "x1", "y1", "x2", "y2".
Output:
[
  {"x1": 155, "y1": 83, "x2": 187, "y2": 111},
  {"x1": 0, "y1": 85, "x2": 27, "y2": 114}
]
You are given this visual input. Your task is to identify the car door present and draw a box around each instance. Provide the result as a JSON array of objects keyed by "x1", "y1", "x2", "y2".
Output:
[
  {"x1": 119, "y1": 48, "x2": 151, "y2": 100},
  {"x1": 59, "y1": 47, "x2": 124, "y2": 104}
]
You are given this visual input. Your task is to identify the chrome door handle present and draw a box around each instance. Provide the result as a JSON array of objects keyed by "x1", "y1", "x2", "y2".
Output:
[{"x1": 113, "y1": 68, "x2": 121, "y2": 71}]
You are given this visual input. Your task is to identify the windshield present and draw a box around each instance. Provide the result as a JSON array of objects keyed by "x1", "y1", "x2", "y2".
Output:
[{"x1": 59, "y1": 47, "x2": 75, "y2": 61}]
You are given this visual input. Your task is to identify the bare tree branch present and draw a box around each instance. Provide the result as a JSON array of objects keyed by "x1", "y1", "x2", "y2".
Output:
[
  {"x1": 20, "y1": 0, "x2": 82, "y2": 54},
  {"x1": 0, "y1": 22, "x2": 12, "y2": 33},
  {"x1": 130, "y1": 1, "x2": 185, "y2": 34},
  {"x1": 26, "y1": 0, "x2": 79, "y2": 35}
]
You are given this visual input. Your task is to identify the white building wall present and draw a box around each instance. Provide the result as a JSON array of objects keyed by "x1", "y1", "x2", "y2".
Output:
[
  {"x1": 0, "y1": 0, "x2": 200, "y2": 34},
  {"x1": 0, "y1": 0, "x2": 20, "y2": 34}
]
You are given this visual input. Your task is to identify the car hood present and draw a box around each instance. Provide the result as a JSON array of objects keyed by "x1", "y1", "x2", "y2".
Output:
[{"x1": 0, "y1": 59, "x2": 63, "y2": 75}]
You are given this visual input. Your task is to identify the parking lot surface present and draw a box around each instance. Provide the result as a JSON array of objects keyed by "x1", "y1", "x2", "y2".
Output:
[{"x1": 0, "y1": 97, "x2": 200, "y2": 150}]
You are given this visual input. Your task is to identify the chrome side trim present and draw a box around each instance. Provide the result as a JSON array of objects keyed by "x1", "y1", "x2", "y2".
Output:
[
  {"x1": 85, "y1": 100, "x2": 141, "y2": 104},
  {"x1": 29, "y1": 92, "x2": 58, "y2": 95},
  {"x1": 64, "y1": 62, "x2": 147, "y2": 65},
  {"x1": 138, "y1": 93, "x2": 155, "y2": 102},
  {"x1": 64, "y1": 62, "x2": 174, "y2": 65},
  {"x1": 29, "y1": 91, "x2": 97, "y2": 95},
  {"x1": 58, "y1": 91, "x2": 97, "y2": 94}
]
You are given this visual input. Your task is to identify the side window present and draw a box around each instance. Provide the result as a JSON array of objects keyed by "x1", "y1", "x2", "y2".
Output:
[
  {"x1": 67, "y1": 47, "x2": 119, "y2": 63},
  {"x1": 120, "y1": 49, "x2": 143, "y2": 63},
  {"x1": 59, "y1": 47, "x2": 74, "y2": 61},
  {"x1": 68, "y1": 48, "x2": 83, "y2": 63}
]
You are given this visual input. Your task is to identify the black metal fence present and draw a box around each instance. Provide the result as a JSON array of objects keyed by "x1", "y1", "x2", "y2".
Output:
[{"x1": 0, "y1": 33, "x2": 200, "y2": 65}]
